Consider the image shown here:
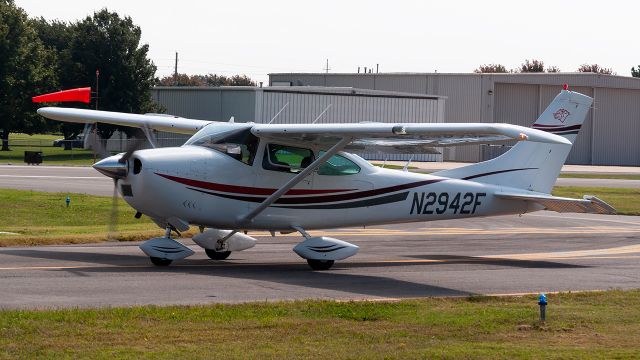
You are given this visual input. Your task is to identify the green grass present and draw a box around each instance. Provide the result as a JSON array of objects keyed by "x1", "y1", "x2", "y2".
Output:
[
  {"x1": 9, "y1": 133, "x2": 61, "y2": 141},
  {"x1": 0, "y1": 186, "x2": 637, "y2": 246},
  {"x1": 552, "y1": 186, "x2": 640, "y2": 215},
  {"x1": 1, "y1": 133, "x2": 96, "y2": 166},
  {"x1": 559, "y1": 173, "x2": 640, "y2": 180},
  {"x1": 0, "y1": 188, "x2": 164, "y2": 246},
  {"x1": 0, "y1": 290, "x2": 639, "y2": 359}
]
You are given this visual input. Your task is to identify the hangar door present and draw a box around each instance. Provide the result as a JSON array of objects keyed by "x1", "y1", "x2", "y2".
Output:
[
  {"x1": 483, "y1": 83, "x2": 539, "y2": 161},
  {"x1": 488, "y1": 83, "x2": 592, "y2": 164}
]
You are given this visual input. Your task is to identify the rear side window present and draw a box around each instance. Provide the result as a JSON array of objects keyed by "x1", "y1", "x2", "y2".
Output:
[
  {"x1": 189, "y1": 128, "x2": 258, "y2": 165},
  {"x1": 317, "y1": 152, "x2": 360, "y2": 176},
  {"x1": 263, "y1": 144, "x2": 314, "y2": 173}
]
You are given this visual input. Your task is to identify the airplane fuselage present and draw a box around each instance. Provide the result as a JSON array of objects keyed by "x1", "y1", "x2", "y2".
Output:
[{"x1": 118, "y1": 145, "x2": 534, "y2": 231}]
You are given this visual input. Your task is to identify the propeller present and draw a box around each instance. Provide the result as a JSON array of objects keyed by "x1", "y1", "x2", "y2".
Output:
[
  {"x1": 98, "y1": 128, "x2": 152, "y2": 241},
  {"x1": 107, "y1": 178, "x2": 119, "y2": 241}
]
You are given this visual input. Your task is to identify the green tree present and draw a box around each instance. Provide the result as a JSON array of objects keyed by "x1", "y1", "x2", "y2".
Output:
[
  {"x1": 0, "y1": 0, "x2": 57, "y2": 150},
  {"x1": 473, "y1": 64, "x2": 507, "y2": 73},
  {"x1": 546, "y1": 66, "x2": 561, "y2": 73},
  {"x1": 68, "y1": 10, "x2": 159, "y2": 140},
  {"x1": 158, "y1": 73, "x2": 256, "y2": 86},
  {"x1": 32, "y1": 17, "x2": 79, "y2": 139},
  {"x1": 518, "y1": 59, "x2": 545, "y2": 73},
  {"x1": 577, "y1": 64, "x2": 613, "y2": 74},
  {"x1": 632, "y1": 66, "x2": 640, "y2": 78}
]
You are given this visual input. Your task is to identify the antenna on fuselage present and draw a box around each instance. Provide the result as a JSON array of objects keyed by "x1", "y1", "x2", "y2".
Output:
[
  {"x1": 267, "y1": 102, "x2": 289, "y2": 124},
  {"x1": 228, "y1": 116, "x2": 235, "y2": 123},
  {"x1": 311, "y1": 104, "x2": 332, "y2": 124}
]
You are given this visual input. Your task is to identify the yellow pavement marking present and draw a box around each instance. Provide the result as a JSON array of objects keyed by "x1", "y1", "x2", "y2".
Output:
[
  {"x1": 528, "y1": 213, "x2": 640, "y2": 226},
  {"x1": 251, "y1": 226, "x2": 640, "y2": 238},
  {"x1": 487, "y1": 244, "x2": 640, "y2": 260}
]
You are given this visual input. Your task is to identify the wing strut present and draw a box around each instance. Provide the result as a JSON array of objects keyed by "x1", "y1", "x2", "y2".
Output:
[{"x1": 238, "y1": 137, "x2": 353, "y2": 225}]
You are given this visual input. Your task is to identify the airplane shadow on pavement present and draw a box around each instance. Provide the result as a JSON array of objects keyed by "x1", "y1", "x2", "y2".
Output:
[{"x1": 0, "y1": 248, "x2": 588, "y2": 300}]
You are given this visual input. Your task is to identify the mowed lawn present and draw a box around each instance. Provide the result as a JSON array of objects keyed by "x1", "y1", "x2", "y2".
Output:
[
  {"x1": 0, "y1": 290, "x2": 639, "y2": 359},
  {"x1": 0, "y1": 133, "x2": 96, "y2": 166},
  {"x1": 1, "y1": 186, "x2": 639, "y2": 246},
  {"x1": 552, "y1": 186, "x2": 640, "y2": 216},
  {"x1": 0, "y1": 189, "x2": 161, "y2": 246}
]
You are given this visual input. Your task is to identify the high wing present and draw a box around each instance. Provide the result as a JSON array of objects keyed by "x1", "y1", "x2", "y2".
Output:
[
  {"x1": 495, "y1": 192, "x2": 616, "y2": 215},
  {"x1": 251, "y1": 123, "x2": 571, "y2": 152},
  {"x1": 37, "y1": 107, "x2": 211, "y2": 135},
  {"x1": 37, "y1": 108, "x2": 571, "y2": 150}
]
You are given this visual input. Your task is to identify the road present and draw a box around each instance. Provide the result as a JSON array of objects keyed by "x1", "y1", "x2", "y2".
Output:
[
  {"x1": 1, "y1": 212, "x2": 640, "y2": 309},
  {"x1": 0, "y1": 165, "x2": 637, "y2": 196}
]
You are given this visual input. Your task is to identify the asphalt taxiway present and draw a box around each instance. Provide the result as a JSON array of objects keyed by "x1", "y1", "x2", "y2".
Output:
[{"x1": 1, "y1": 212, "x2": 640, "y2": 309}]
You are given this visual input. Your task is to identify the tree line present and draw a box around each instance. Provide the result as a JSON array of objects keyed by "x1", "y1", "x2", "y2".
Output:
[
  {"x1": 474, "y1": 59, "x2": 640, "y2": 75},
  {"x1": 0, "y1": 0, "x2": 255, "y2": 149}
]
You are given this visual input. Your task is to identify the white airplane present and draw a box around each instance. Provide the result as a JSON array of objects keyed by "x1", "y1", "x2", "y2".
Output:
[{"x1": 37, "y1": 88, "x2": 614, "y2": 270}]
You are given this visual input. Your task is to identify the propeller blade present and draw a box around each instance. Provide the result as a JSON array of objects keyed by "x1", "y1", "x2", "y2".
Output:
[
  {"x1": 119, "y1": 129, "x2": 148, "y2": 164},
  {"x1": 107, "y1": 178, "x2": 119, "y2": 241}
]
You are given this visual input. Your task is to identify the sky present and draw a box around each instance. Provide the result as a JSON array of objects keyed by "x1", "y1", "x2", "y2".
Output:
[{"x1": 15, "y1": 0, "x2": 640, "y2": 85}]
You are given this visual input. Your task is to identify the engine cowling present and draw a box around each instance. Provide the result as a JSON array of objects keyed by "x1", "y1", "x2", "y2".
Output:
[
  {"x1": 293, "y1": 237, "x2": 359, "y2": 261},
  {"x1": 192, "y1": 229, "x2": 256, "y2": 252}
]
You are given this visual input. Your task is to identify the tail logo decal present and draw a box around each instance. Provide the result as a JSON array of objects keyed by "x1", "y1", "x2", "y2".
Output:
[{"x1": 553, "y1": 109, "x2": 571, "y2": 123}]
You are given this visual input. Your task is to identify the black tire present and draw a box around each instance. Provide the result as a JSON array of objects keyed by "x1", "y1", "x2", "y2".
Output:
[
  {"x1": 150, "y1": 257, "x2": 172, "y2": 266},
  {"x1": 205, "y1": 249, "x2": 231, "y2": 260},
  {"x1": 307, "y1": 259, "x2": 335, "y2": 270}
]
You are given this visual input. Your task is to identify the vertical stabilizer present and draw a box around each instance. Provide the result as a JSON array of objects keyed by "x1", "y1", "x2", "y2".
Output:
[{"x1": 434, "y1": 90, "x2": 593, "y2": 194}]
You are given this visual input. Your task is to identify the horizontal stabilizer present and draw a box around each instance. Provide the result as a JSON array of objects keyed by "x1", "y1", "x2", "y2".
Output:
[{"x1": 495, "y1": 192, "x2": 616, "y2": 215}]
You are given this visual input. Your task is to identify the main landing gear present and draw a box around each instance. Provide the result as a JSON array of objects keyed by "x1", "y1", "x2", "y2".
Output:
[
  {"x1": 306, "y1": 259, "x2": 335, "y2": 271},
  {"x1": 150, "y1": 257, "x2": 173, "y2": 266},
  {"x1": 292, "y1": 227, "x2": 359, "y2": 271},
  {"x1": 205, "y1": 249, "x2": 231, "y2": 260}
]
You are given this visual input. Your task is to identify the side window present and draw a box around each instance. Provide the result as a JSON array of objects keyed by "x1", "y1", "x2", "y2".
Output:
[
  {"x1": 190, "y1": 129, "x2": 259, "y2": 165},
  {"x1": 262, "y1": 144, "x2": 314, "y2": 173},
  {"x1": 318, "y1": 152, "x2": 361, "y2": 176}
]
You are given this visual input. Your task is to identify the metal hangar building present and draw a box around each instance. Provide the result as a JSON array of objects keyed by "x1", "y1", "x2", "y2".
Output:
[
  {"x1": 151, "y1": 86, "x2": 445, "y2": 161},
  {"x1": 269, "y1": 73, "x2": 640, "y2": 166}
]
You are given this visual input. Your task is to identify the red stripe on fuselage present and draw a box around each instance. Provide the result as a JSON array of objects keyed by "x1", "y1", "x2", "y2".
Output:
[{"x1": 155, "y1": 173, "x2": 355, "y2": 196}]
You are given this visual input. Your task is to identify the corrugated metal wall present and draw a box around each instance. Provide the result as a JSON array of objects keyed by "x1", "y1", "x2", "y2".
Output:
[
  {"x1": 257, "y1": 89, "x2": 444, "y2": 161},
  {"x1": 151, "y1": 87, "x2": 444, "y2": 161},
  {"x1": 151, "y1": 88, "x2": 257, "y2": 147},
  {"x1": 270, "y1": 73, "x2": 640, "y2": 165},
  {"x1": 592, "y1": 88, "x2": 640, "y2": 165}
]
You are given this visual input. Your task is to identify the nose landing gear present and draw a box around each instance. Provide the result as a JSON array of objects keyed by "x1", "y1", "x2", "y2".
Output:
[{"x1": 140, "y1": 226, "x2": 194, "y2": 266}]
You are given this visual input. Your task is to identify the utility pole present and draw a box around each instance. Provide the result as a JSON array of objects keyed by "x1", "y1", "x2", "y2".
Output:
[
  {"x1": 323, "y1": 59, "x2": 330, "y2": 73},
  {"x1": 95, "y1": 69, "x2": 100, "y2": 110},
  {"x1": 174, "y1": 52, "x2": 178, "y2": 85}
]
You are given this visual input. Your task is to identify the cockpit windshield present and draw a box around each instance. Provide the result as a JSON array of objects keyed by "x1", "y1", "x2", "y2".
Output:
[{"x1": 184, "y1": 123, "x2": 258, "y2": 165}]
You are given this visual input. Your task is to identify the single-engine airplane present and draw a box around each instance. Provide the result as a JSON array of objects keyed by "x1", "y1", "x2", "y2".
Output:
[{"x1": 37, "y1": 88, "x2": 615, "y2": 270}]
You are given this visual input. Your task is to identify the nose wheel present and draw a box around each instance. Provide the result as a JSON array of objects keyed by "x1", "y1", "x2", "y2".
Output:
[{"x1": 205, "y1": 249, "x2": 231, "y2": 260}]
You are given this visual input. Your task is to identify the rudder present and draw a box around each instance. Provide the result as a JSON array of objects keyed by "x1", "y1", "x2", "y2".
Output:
[{"x1": 433, "y1": 89, "x2": 593, "y2": 194}]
